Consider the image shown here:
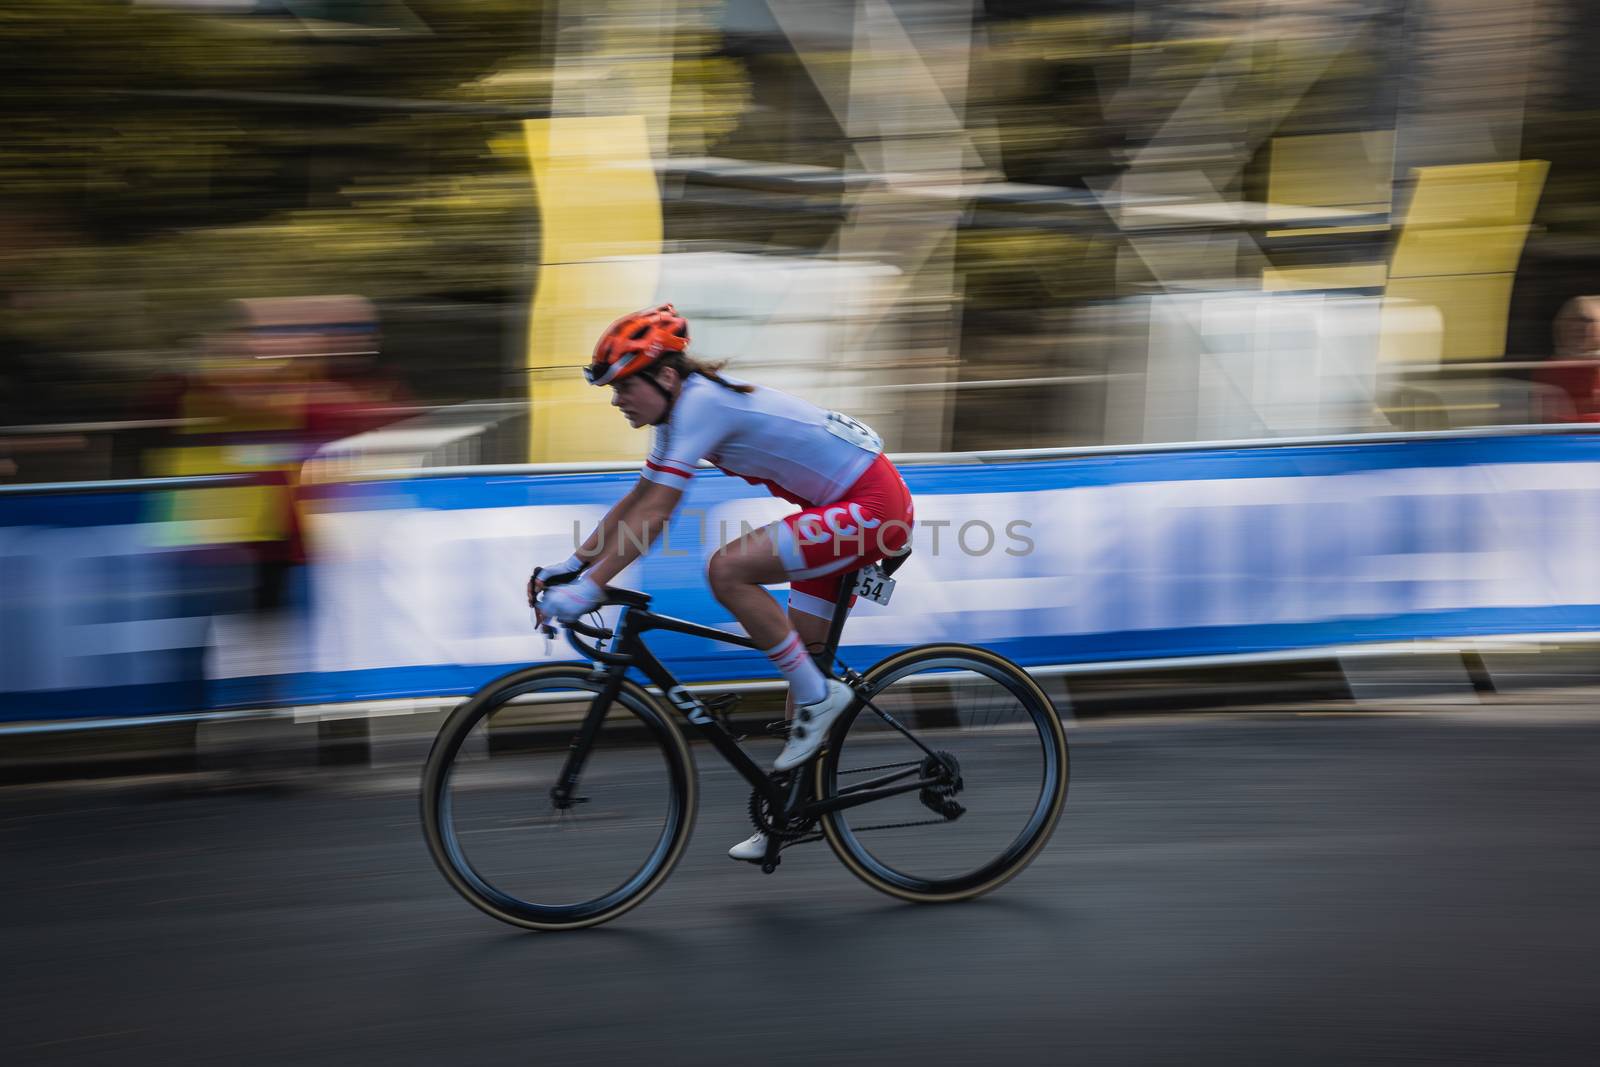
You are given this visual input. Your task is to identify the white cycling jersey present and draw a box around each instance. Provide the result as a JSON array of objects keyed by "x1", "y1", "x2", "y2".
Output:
[{"x1": 641, "y1": 372, "x2": 882, "y2": 506}]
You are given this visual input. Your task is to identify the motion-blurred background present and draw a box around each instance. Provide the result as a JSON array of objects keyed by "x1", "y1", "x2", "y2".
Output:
[
  {"x1": 8, "y1": 8, "x2": 1600, "y2": 1064},
  {"x1": 9, "y1": 0, "x2": 1600, "y2": 479},
  {"x1": 12, "y1": 1, "x2": 1600, "y2": 735}
]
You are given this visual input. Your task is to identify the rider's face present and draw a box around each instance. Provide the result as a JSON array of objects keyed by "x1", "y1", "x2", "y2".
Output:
[{"x1": 610, "y1": 369, "x2": 677, "y2": 428}]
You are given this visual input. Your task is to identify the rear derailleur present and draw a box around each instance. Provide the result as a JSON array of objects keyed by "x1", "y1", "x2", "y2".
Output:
[{"x1": 918, "y1": 750, "x2": 966, "y2": 820}]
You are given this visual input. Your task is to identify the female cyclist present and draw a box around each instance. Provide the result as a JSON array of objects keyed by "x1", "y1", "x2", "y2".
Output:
[{"x1": 529, "y1": 304, "x2": 915, "y2": 861}]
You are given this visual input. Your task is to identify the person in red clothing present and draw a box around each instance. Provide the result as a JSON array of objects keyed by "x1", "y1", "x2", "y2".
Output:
[
  {"x1": 1536, "y1": 296, "x2": 1600, "y2": 421},
  {"x1": 528, "y1": 305, "x2": 914, "y2": 862},
  {"x1": 148, "y1": 296, "x2": 406, "y2": 716}
]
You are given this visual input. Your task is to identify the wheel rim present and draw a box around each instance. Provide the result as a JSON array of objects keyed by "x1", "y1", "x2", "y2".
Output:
[
  {"x1": 431, "y1": 675, "x2": 687, "y2": 924},
  {"x1": 824, "y1": 654, "x2": 1064, "y2": 896}
]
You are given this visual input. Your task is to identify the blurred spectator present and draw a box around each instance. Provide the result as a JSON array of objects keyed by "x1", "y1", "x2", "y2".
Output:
[
  {"x1": 1536, "y1": 296, "x2": 1600, "y2": 421},
  {"x1": 275, "y1": 295, "x2": 411, "y2": 444},
  {"x1": 145, "y1": 296, "x2": 406, "y2": 714}
]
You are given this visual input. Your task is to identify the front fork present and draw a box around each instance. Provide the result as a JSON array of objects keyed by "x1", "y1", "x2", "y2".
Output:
[{"x1": 549, "y1": 668, "x2": 626, "y2": 809}]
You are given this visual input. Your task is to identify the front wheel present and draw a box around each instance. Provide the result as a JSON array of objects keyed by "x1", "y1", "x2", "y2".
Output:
[
  {"x1": 815, "y1": 644, "x2": 1069, "y2": 902},
  {"x1": 421, "y1": 664, "x2": 697, "y2": 931}
]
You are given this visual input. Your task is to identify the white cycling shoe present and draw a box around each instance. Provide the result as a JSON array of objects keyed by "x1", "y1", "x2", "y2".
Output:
[
  {"x1": 728, "y1": 830, "x2": 770, "y2": 863},
  {"x1": 772, "y1": 679, "x2": 853, "y2": 772}
]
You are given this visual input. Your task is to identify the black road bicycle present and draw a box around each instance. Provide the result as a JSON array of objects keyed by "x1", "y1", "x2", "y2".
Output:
[{"x1": 421, "y1": 551, "x2": 1069, "y2": 931}]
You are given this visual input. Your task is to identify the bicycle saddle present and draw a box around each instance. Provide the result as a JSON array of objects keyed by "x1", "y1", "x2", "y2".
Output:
[{"x1": 880, "y1": 547, "x2": 912, "y2": 577}]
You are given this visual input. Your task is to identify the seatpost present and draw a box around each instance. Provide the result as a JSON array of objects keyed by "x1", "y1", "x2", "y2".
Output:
[
  {"x1": 815, "y1": 570, "x2": 860, "y2": 675},
  {"x1": 813, "y1": 549, "x2": 913, "y2": 674}
]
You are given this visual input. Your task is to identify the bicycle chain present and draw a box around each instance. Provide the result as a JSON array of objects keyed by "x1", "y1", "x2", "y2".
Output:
[
  {"x1": 757, "y1": 758, "x2": 959, "y2": 847},
  {"x1": 765, "y1": 758, "x2": 960, "y2": 845},
  {"x1": 782, "y1": 814, "x2": 960, "y2": 847},
  {"x1": 839, "y1": 816, "x2": 962, "y2": 834},
  {"x1": 837, "y1": 760, "x2": 921, "y2": 775}
]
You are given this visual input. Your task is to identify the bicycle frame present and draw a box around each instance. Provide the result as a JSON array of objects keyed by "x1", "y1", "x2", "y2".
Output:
[{"x1": 549, "y1": 558, "x2": 941, "y2": 825}]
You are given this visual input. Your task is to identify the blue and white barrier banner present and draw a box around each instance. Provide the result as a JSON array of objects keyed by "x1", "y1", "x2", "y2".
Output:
[
  {"x1": 0, "y1": 479, "x2": 311, "y2": 722},
  {"x1": 5, "y1": 433, "x2": 1600, "y2": 721}
]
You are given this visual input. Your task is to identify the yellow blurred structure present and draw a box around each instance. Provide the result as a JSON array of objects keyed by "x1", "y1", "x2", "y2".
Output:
[
  {"x1": 1262, "y1": 130, "x2": 1395, "y2": 294},
  {"x1": 147, "y1": 438, "x2": 294, "y2": 548},
  {"x1": 1264, "y1": 145, "x2": 1548, "y2": 364},
  {"x1": 522, "y1": 116, "x2": 663, "y2": 462},
  {"x1": 1384, "y1": 160, "x2": 1548, "y2": 362},
  {"x1": 1262, "y1": 263, "x2": 1390, "y2": 292},
  {"x1": 1266, "y1": 130, "x2": 1395, "y2": 240}
]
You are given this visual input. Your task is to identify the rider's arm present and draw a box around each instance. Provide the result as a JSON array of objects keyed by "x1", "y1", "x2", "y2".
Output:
[
  {"x1": 580, "y1": 382, "x2": 720, "y2": 586},
  {"x1": 573, "y1": 477, "x2": 650, "y2": 564},
  {"x1": 531, "y1": 478, "x2": 649, "y2": 608},
  {"x1": 583, "y1": 479, "x2": 683, "y2": 586}
]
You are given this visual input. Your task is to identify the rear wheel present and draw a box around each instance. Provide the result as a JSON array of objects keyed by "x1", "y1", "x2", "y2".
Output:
[
  {"x1": 815, "y1": 644, "x2": 1068, "y2": 902},
  {"x1": 421, "y1": 664, "x2": 696, "y2": 930}
]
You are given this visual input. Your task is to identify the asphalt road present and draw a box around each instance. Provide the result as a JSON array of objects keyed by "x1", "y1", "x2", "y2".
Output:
[{"x1": 5, "y1": 705, "x2": 1600, "y2": 1066}]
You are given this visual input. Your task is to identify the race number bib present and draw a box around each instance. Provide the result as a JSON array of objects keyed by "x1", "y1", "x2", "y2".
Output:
[
  {"x1": 824, "y1": 410, "x2": 883, "y2": 453},
  {"x1": 853, "y1": 563, "x2": 896, "y2": 605}
]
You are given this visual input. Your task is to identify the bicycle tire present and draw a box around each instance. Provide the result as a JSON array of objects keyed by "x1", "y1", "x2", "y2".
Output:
[
  {"x1": 815, "y1": 644, "x2": 1068, "y2": 903},
  {"x1": 421, "y1": 664, "x2": 697, "y2": 931}
]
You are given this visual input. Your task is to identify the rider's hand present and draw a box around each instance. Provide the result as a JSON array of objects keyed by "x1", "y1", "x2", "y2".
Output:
[
  {"x1": 537, "y1": 573, "x2": 604, "y2": 623},
  {"x1": 528, "y1": 553, "x2": 586, "y2": 610}
]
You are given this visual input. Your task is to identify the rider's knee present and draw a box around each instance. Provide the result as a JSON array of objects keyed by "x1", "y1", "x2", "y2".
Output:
[{"x1": 705, "y1": 549, "x2": 742, "y2": 595}]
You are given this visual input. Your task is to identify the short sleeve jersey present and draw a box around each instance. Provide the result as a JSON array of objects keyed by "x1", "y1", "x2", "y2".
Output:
[{"x1": 642, "y1": 372, "x2": 882, "y2": 507}]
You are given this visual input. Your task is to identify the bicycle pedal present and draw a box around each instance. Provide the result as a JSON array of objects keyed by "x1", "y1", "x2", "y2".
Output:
[
  {"x1": 760, "y1": 719, "x2": 792, "y2": 739},
  {"x1": 760, "y1": 858, "x2": 781, "y2": 875}
]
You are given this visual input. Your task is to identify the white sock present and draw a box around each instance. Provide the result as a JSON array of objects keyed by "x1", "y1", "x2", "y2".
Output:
[{"x1": 765, "y1": 632, "x2": 828, "y2": 706}]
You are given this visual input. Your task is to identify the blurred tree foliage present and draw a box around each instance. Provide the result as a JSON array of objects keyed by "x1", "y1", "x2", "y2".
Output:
[
  {"x1": 8, "y1": 0, "x2": 1574, "y2": 427},
  {"x1": 1528, "y1": 109, "x2": 1600, "y2": 238},
  {"x1": 0, "y1": 0, "x2": 749, "y2": 376},
  {"x1": 967, "y1": 16, "x2": 1127, "y2": 188},
  {"x1": 957, "y1": 12, "x2": 1385, "y2": 321}
]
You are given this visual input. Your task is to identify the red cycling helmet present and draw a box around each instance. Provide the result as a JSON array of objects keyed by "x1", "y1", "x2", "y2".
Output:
[{"x1": 585, "y1": 304, "x2": 689, "y2": 386}]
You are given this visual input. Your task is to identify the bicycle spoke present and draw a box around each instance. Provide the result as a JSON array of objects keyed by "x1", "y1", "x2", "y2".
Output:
[
  {"x1": 857, "y1": 695, "x2": 952, "y2": 765},
  {"x1": 422, "y1": 666, "x2": 695, "y2": 930},
  {"x1": 818, "y1": 646, "x2": 1068, "y2": 900}
]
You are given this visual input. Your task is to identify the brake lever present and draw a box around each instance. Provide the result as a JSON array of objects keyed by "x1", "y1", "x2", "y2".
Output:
[{"x1": 531, "y1": 564, "x2": 578, "y2": 654}]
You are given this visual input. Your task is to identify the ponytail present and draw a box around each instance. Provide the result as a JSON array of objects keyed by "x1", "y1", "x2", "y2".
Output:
[{"x1": 658, "y1": 351, "x2": 755, "y2": 394}]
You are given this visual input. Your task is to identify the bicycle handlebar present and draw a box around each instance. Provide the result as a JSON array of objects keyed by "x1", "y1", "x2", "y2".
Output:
[
  {"x1": 536, "y1": 598, "x2": 626, "y2": 664},
  {"x1": 566, "y1": 616, "x2": 613, "y2": 641}
]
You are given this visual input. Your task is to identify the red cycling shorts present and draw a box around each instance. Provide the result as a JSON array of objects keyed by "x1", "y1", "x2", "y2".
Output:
[{"x1": 769, "y1": 453, "x2": 914, "y2": 620}]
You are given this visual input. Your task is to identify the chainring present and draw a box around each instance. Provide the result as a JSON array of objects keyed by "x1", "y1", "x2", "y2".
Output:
[{"x1": 748, "y1": 779, "x2": 817, "y2": 841}]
